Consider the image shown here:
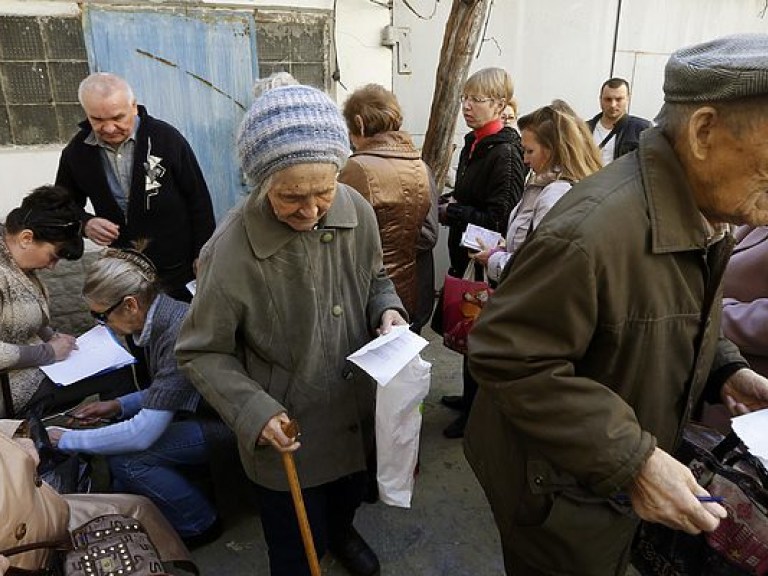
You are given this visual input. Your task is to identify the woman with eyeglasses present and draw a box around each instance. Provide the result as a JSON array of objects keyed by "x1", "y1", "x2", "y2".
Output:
[
  {"x1": 0, "y1": 185, "x2": 84, "y2": 416},
  {"x1": 438, "y1": 67, "x2": 526, "y2": 439},
  {"x1": 46, "y1": 247, "x2": 228, "y2": 548}
]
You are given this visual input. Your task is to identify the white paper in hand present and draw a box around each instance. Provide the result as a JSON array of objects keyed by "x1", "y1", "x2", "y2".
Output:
[
  {"x1": 731, "y1": 409, "x2": 768, "y2": 469},
  {"x1": 346, "y1": 325, "x2": 428, "y2": 386},
  {"x1": 40, "y1": 325, "x2": 136, "y2": 385},
  {"x1": 460, "y1": 223, "x2": 502, "y2": 251}
]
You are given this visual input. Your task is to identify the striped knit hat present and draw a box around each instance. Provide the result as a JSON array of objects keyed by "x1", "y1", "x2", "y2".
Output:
[
  {"x1": 664, "y1": 33, "x2": 768, "y2": 103},
  {"x1": 237, "y1": 84, "x2": 349, "y2": 190}
]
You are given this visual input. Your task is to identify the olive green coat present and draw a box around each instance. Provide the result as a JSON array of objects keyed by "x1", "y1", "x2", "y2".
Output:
[
  {"x1": 176, "y1": 184, "x2": 405, "y2": 491},
  {"x1": 464, "y1": 128, "x2": 744, "y2": 575}
]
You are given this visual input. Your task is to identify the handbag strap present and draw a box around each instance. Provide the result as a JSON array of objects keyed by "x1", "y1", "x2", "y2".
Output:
[
  {"x1": 0, "y1": 539, "x2": 70, "y2": 558},
  {"x1": 711, "y1": 430, "x2": 742, "y2": 461},
  {"x1": 1, "y1": 371, "x2": 15, "y2": 418},
  {"x1": 462, "y1": 260, "x2": 489, "y2": 284}
]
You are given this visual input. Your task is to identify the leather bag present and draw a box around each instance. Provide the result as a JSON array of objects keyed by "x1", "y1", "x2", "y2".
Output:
[
  {"x1": 441, "y1": 262, "x2": 493, "y2": 354},
  {"x1": 63, "y1": 515, "x2": 170, "y2": 576},
  {"x1": 633, "y1": 423, "x2": 768, "y2": 575},
  {"x1": 0, "y1": 420, "x2": 70, "y2": 572}
]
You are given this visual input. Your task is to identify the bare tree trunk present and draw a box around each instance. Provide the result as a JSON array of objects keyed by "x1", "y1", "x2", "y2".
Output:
[{"x1": 421, "y1": 0, "x2": 492, "y2": 188}]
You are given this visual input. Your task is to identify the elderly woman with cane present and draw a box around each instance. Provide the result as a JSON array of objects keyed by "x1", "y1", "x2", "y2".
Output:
[{"x1": 176, "y1": 84, "x2": 406, "y2": 576}]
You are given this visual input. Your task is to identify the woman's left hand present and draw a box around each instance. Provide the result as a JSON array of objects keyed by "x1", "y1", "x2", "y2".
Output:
[{"x1": 377, "y1": 310, "x2": 408, "y2": 335}]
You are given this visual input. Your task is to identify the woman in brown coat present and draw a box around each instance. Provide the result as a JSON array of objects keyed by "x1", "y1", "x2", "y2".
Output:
[{"x1": 339, "y1": 84, "x2": 437, "y2": 332}]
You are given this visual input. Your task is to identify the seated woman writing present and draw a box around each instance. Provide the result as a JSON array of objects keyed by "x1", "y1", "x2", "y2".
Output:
[
  {"x1": 2, "y1": 185, "x2": 139, "y2": 419},
  {"x1": 1, "y1": 185, "x2": 86, "y2": 416},
  {"x1": 47, "y1": 248, "x2": 227, "y2": 547}
]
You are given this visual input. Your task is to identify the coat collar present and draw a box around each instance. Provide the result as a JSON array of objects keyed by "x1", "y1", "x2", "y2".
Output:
[
  {"x1": 243, "y1": 183, "x2": 359, "y2": 259},
  {"x1": 639, "y1": 128, "x2": 713, "y2": 254},
  {"x1": 350, "y1": 131, "x2": 420, "y2": 160}
]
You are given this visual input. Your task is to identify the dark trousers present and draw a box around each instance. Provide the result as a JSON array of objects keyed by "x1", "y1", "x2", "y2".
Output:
[
  {"x1": 22, "y1": 364, "x2": 138, "y2": 417},
  {"x1": 462, "y1": 356, "x2": 478, "y2": 416},
  {"x1": 256, "y1": 471, "x2": 366, "y2": 576}
]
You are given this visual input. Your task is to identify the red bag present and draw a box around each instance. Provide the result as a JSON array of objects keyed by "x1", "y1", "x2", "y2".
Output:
[{"x1": 442, "y1": 263, "x2": 492, "y2": 354}]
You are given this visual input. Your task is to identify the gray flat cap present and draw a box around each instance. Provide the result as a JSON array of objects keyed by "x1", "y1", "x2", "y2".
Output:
[{"x1": 664, "y1": 33, "x2": 768, "y2": 103}]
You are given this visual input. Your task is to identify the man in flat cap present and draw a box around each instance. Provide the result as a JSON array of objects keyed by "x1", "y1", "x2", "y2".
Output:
[{"x1": 464, "y1": 34, "x2": 768, "y2": 575}]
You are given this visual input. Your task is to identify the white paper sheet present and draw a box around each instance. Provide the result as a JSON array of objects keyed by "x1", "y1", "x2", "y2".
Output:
[
  {"x1": 731, "y1": 409, "x2": 768, "y2": 468},
  {"x1": 40, "y1": 325, "x2": 136, "y2": 386},
  {"x1": 346, "y1": 325, "x2": 429, "y2": 386},
  {"x1": 460, "y1": 223, "x2": 503, "y2": 251}
]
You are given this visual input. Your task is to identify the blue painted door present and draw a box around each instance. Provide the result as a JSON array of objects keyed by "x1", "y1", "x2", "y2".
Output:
[{"x1": 83, "y1": 7, "x2": 258, "y2": 220}]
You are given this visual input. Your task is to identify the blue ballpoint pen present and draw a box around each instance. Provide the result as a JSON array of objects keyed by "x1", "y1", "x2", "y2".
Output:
[{"x1": 613, "y1": 493, "x2": 724, "y2": 504}]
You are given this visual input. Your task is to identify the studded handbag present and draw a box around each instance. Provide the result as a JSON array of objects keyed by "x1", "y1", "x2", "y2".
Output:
[
  {"x1": 2, "y1": 515, "x2": 171, "y2": 576},
  {"x1": 62, "y1": 515, "x2": 170, "y2": 576}
]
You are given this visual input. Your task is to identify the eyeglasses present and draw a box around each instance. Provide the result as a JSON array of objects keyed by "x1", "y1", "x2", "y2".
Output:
[
  {"x1": 460, "y1": 95, "x2": 495, "y2": 105},
  {"x1": 90, "y1": 297, "x2": 126, "y2": 325}
]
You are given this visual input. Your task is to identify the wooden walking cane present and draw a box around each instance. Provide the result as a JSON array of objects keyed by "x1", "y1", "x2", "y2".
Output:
[{"x1": 281, "y1": 419, "x2": 322, "y2": 576}]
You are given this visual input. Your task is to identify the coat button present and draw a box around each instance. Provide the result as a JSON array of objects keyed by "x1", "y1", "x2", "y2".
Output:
[
  {"x1": 534, "y1": 475, "x2": 544, "y2": 486},
  {"x1": 15, "y1": 522, "x2": 27, "y2": 540},
  {"x1": 332, "y1": 305, "x2": 343, "y2": 317},
  {"x1": 321, "y1": 232, "x2": 334, "y2": 243}
]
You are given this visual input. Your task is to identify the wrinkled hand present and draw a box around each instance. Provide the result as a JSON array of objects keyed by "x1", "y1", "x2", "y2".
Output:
[
  {"x1": 258, "y1": 412, "x2": 301, "y2": 453},
  {"x1": 377, "y1": 309, "x2": 408, "y2": 335},
  {"x1": 722, "y1": 368, "x2": 768, "y2": 415},
  {"x1": 71, "y1": 400, "x2": 120, "y2": 423},
  {"x1": 49, "y1": 332, "x2": 78, "y2": 361},
  {"x1": 470, "y1": 238, "x2": 495, "y2": 268},
  {"x1": 628, "y1": 448, "x2": 727, "y2": 534},
  {"x1": 45, "y1": 427, "x2": 67, "y2": 448},
  {"x1": 84, "y1": 217, "x2": 119, "y2": 246}
]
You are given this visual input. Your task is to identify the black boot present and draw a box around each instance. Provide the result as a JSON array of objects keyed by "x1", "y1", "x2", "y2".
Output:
[
  {"x1": 440, "y1": 395, "x2": 465, "y2": 411},
  {"x1": 443, "y1": 414, "x2": 467, "y2": 439},
  {"x1": 329, "y1": 526, "x2": 380, "y2": 576}
]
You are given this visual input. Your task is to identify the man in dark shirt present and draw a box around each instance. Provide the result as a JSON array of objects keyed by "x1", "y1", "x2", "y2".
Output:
[
  {"x1": 587, "y1": 77, "x2": 652, "y2": 165},
  {"x1": 56, "y1": 73, "x2": 215, "y2": 301}
]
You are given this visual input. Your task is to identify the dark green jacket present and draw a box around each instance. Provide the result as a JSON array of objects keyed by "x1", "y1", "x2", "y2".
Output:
[{"x1": 464, "y1": 128, "x2": 744, "y2": 575}]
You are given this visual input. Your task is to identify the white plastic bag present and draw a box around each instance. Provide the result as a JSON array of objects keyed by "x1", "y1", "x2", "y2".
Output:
[{"x1": 376, "y1": 354, "x2": 431, "y2": 508}]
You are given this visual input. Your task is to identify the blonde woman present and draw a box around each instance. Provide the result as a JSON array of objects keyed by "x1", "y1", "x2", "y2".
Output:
[
  {"x1": 439, "y1": 67, "x2": 526, "y2": 438},
  {"x1": 475, "y1": 103, "x2": 602, "y2": 280}
]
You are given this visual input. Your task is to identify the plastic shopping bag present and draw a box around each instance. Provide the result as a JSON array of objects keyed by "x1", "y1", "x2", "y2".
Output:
[{"x1": 375, "y1": 354, "x2": 431, "y2": 508}]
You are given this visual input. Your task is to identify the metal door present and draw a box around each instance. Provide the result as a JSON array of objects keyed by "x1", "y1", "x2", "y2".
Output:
[{"x1": 83, "y1": 6, "x2": 258, "y2": 220}]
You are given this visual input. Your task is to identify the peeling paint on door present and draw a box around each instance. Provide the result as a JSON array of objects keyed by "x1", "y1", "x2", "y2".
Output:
[{"x1": 83, "y1": 6, "x2": 259, "y2": 219}]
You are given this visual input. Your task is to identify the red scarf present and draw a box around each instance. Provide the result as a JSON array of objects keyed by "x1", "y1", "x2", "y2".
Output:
[{"x1": 470, "y1": 119, "x2": 504, "y2": 157}]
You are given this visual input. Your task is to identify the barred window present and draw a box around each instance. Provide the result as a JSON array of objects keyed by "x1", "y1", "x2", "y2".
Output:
[{"x1": 0, "y1": 16, "x2": 89, "y2": 146}]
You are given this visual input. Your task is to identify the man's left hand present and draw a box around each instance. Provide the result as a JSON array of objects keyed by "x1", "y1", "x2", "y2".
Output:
[
  {"x1": 722, "y1": 368, "x2": 768, "y2": 415},
  {"x1": 629, "y1": 447, "x2": 727, "y2": 534},
  {"x1": 377, "y1": 309, "x2": 408, "y2": 335}
]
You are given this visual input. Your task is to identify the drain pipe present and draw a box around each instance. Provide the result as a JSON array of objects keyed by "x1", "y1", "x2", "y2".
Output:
[{"x1": 609, "y1": 0, "x2": 623, "y2": 77}]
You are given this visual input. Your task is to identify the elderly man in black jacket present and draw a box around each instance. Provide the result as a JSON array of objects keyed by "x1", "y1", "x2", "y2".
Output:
[
  {"x1": 587, "y1": 77, "x2": 652, "y2": 166},
  {"x1": 56, "y1": 73, "x2": 215, "y2": 301}
]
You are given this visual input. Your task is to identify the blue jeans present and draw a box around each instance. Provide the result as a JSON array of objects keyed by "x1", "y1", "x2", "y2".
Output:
[{"x1": 109, "y1": 420, "x2": 217, "y2": 537}]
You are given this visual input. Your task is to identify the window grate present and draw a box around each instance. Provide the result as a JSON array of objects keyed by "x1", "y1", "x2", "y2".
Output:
[{"x1": 0, "y1": 15, "x2": 89, "y2": 146}]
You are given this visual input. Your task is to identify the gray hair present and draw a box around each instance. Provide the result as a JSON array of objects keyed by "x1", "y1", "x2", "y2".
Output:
[
  {"x1": 656, "y1": 95, "x2": 768, "y2": 142},
  {"x1": 78, "y1": 73, "x2": 136, "y2": 107},
  {"x1": 252, "y1": 72, "x2": 299, "y2": 99},
  {"x1": 83, "y1": 248, "x2": 158, "y2": 307}
]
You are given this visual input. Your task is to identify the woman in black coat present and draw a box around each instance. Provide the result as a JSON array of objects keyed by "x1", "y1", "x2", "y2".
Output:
[{"x1": 438, "y1": 67, "x2": 526, "y2": 438}]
